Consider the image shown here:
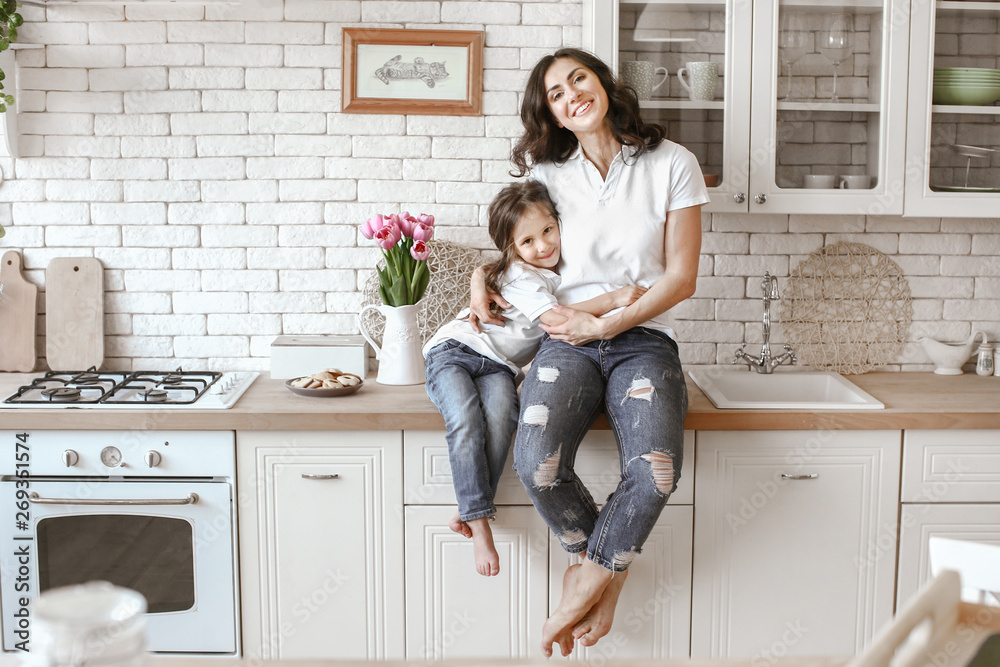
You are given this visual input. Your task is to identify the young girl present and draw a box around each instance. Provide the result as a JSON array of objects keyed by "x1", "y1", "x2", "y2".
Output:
[{"x1": 422, "y1": 180, "x2": 646, "y2": 576}]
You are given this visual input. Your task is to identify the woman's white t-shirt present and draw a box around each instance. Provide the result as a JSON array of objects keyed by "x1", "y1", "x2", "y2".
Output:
[
  {"x1": 422, "y1": 262, "x2": 560, "y2": 381},
  {"x1": 531, "y1": 139, "x2": 709, "y2": 339}
]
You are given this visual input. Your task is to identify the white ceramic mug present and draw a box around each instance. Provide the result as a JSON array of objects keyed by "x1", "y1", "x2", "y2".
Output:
[
  {"x1": 620, "y1": 60, "x2": 669, "y2": 101},
  {"x1": 677, "y1": 61, "x2": 718, "y2": 101},
  {"x1": 803, "y1": 174, "x2": 838, "y2": 188},
  {"x1": 838, "y1": 174, "x2": 873, "y2": 189}
]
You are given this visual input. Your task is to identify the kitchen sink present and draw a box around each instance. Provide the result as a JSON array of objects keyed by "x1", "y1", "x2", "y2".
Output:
[{"x1": 687, "y1": 369, "x2": 884, "y2": 410}]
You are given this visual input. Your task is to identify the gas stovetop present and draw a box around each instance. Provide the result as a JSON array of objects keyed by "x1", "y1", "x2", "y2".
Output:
[{"x1": 1, "y1": 368, "x2": 259, "y2": 409}]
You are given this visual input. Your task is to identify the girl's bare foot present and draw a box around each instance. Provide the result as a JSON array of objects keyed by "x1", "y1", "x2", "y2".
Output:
[
  {"x1": 572, "y1": 569, "x2": 628, "y2": 646},
  {"x1": 541, "y1": 559, "x2": 613, "y2": 657},
  {"x1": 467, "y1": 517, "x2": 500, "y2": 576},
  {"x1": 448, "y1": 510, "x2": 473, "y2": 538}
]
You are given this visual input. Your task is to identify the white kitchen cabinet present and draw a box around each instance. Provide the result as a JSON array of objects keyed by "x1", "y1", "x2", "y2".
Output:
[
  {"x1": 402, "y1": 430, "x2": 695, "y2": 661},
  {"x1": 548, "y1": 505, "x2": 694, "y2": 661},
  {"x1": 691, "y1": 430, "x2": 901, "y2": 659},
  {"x1": 237, "y1": 431, "x2": 404, "y2": 660},
  {"x1": 583, "y1": 0, "x2": 910, "y2": 215},
  {"x1": 896, "y1": 430, "x2": 1000, "y2": 607},
  {"x1": 403, "y1": 505, "x2": 549, "y2": 660},
  {"x1": 896, "y1": 504, "x2": 1000, "y2": 609},
  {"x1": 904, "y1": 2, "x2": 1000, "y2": 217}
]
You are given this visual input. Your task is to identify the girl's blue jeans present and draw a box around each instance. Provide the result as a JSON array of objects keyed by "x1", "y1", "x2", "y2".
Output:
[
  {"x1": 513, "y1": 327, "x2": 687, "y2": 572},
  {"x1": 425, "y1": 340, "x2": 519, "y2": 522}
]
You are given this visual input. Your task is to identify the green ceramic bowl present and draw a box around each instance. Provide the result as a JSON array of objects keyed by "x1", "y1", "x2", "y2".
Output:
[
  {"x1": 933, "y1": 83, "x2": 1000, "y2": 105},
  {"x1": 934, "y1": 67, "x2": 1000, "y2": 76}
]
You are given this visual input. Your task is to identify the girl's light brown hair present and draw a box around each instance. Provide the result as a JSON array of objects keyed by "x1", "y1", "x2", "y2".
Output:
[
  {"x1": 511, "y1": 47, "x2": 666, "y2": 177},
  {"x1": 482, "y1": 180, "x2": 559, "y2": 313}
]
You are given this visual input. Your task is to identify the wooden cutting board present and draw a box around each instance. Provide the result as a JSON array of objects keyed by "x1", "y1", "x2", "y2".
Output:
[
  {"x1": 46, "y1": 257, "x2": 104, "y2": 371},
  {"x1": 0, "y1": 251, "x2": 39, "y2": 372}
]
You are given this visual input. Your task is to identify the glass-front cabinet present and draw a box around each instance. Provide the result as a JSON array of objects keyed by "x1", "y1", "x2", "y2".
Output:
[
  {"x1": 584, "y1": 0, "x2": 910, "y2": 214},
  {"x1": 905, "y1": 0, "x2": 1000, "y2": 217}
]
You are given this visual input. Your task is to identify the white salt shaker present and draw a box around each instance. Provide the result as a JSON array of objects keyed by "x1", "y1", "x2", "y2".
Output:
[{"x1": 976, "y1": 342, "x2": 994, "y2": 376}]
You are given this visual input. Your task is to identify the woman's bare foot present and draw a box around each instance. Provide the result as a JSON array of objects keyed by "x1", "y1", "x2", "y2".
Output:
[
  {"x1": 448, "y1": 510, "x2": 472, "y2": 539},
  {"x1": 467, "y1": 517, "x2": 500, "y2": 576},
  {"x1": 572, "y1": 569, "x2": 628, "y2": 647},
  {"x1": 541, "y1": 559, "x2": 613, "y2": 657}
]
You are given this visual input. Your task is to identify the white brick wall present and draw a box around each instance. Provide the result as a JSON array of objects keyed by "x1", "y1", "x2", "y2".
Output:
[{"x1": 3, "y1": 0, "x2": 998, "y2": 373}]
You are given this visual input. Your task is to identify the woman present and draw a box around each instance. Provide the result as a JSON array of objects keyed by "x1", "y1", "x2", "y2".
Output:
[{"x1": 469, "y1": 48, "x2": 708, "y2": 657}]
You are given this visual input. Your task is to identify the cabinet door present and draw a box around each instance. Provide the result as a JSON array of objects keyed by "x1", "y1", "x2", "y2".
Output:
[
  {"x1": 897, "y1": 503, "x2": 1000, "y2": 609},
  {"x1": 691, "y1": 430, "x2": 900, "y2": 659},
  {"x1": 749, "y1": 0, "x2": 910, "y2": 214},
  {"x1": 237, "y1": 431, "x2": 404, "y2": 660},
  {"x1": 404, "y1": 505, "x2": 549, "y2": 660},
  {"x1": 548, "y1": 505, "x2": 694, "y2": 661},
  {"x1": 904, "y1": 0, "x2": 1000, "y2": 217},
  {"x1": 584, "y1": 0, "x2": 753, "y2": 213}
]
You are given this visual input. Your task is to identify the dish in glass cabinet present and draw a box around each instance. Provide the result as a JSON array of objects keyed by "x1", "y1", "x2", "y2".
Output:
[
  {"x1": 951, "y1": 144, "x2": 1000, "y2": 159},
  {"x1": 929, "y1": 184, "x2": 1000, "y2": 192},
  {"x1": 285, "y1": 378, "x2": 364, "y2": 397}
]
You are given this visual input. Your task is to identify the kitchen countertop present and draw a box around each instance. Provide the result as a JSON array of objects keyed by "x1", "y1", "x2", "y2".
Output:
[{"x1": 0, "y1": 371, "x2": 997, "y2": 431}]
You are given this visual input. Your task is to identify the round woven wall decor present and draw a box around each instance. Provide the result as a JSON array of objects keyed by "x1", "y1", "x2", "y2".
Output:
[
  {"x1": 360, "y1": 240, "x2": 483, "y2": 347},
  {"x1": 779, "y1": 241, "x2": 912, "y2": 374}
]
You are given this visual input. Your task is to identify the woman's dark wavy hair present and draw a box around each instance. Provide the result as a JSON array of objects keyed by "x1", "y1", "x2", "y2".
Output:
[
  {"x1": 511, "y1": 48, "x2": 666, "y2": 177},
  {"x1": 482, "y1": 180, "x2": 559, "y2": 314}
]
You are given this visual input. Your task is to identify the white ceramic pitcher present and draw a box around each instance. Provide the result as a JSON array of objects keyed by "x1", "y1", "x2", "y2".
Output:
[{"x1": 358, "y1": 303, "x2": 425, "y2": 385}]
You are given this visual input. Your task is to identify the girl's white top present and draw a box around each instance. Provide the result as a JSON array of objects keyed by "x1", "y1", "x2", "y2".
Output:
[
  {"x1": 422, "y1": 262, "x2": 560, "y2": 381},
  {"x1": 531, "y1": 140, "x2": 709, "y2": 340}
]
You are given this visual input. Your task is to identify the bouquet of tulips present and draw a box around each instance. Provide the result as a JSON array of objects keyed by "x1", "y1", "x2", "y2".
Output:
[{"x1": 360, "y1": 212, "x2": 434, "y2": 307}]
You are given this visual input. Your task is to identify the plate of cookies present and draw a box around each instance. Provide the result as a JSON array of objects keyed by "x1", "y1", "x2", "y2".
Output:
[{"x1": 285, "y1": 369, "x2": 364, "y2": 397}]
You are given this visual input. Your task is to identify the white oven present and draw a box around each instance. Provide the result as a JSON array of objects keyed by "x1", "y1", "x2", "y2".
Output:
[{"x1": 0, "y1": 430, "x2": 239, "y2": 655}]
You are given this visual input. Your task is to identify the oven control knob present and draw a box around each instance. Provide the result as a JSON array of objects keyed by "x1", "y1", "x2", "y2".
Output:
[
  {"x1": 144, "y1": 451, "x2": 162, "y2": 468},
  {"x1": 100, "y1": 446, "x2": 123, "y2": 468},
  {"x1": 62, "y1": 450, "x2": 79, "y2": 467}
]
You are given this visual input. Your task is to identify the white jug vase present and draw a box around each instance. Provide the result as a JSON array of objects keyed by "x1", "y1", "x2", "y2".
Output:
[{"x1": 358, "y1": 303, "x2": 425, "y2": 385}]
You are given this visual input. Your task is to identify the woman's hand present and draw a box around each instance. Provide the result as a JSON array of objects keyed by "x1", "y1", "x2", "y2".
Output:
[
  {"x1": 468, "y1": 265, "x2": 511, "y2": 333},
  {"x1": 539, "y1": 306, "x2": 613, "y2": 346}
]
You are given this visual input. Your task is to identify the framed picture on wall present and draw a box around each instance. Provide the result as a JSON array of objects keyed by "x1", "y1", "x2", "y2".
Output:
[{"x1": 342, "y1": 28, "x2": 484, "y2": 116}]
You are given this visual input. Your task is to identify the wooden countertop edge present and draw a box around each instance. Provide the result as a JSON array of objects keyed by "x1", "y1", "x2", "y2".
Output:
[{"x1": 0, "y1": 372, "x2": 997, "y2": 431}]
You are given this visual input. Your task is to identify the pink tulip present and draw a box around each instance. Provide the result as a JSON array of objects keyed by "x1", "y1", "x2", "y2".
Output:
[
  {"x1": 375, "y1": 222, "x2": 401, "y2": 250},
  {"x1": 361, "y1": 213, "x2": 388, "y2": 239},
  {"x1": 411, "y1": 221, "x2": 434, "y2": 242},
  {"x1": 416, "y1": 213, "x2": 434, "y2": 227},
  {"x1": 410, "y1": 240, "x2": 430, "y2": 261},
  {"x1": 397, "y1": 212, "x2": 417, "y2": 238}
]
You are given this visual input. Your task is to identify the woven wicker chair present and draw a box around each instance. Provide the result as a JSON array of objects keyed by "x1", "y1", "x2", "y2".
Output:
[{"x1": 359, "y1": 240, "x2": 483, "y2": 347}]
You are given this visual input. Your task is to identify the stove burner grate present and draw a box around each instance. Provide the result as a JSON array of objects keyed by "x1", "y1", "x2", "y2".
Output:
[
  {"x1": 41, "y1": 387, "x2": 83, "y2": 401},
  {"x1": 3, "y1": 368, "x2": 225, "y2": 406}
]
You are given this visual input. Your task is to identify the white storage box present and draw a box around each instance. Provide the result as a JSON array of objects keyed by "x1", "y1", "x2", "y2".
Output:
[{"x1": 270, "y1": 335, "x2": 369, "y2": 380}]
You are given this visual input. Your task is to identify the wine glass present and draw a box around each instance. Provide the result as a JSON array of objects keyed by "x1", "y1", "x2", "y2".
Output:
[
  {"x1": 779, "y1": 12, "x2": 810, "y2": 102},
  {"x1": 818, "y1": 13, "x2": 854, "y2": 103}
]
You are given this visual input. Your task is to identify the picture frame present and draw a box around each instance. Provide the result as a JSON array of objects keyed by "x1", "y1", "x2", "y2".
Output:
[{"x1": 342, "y1": 28, "x2": 484, "y2": 116}]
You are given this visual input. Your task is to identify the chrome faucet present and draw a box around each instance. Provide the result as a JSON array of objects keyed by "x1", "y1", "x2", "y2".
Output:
[{"x1": 733, "y1": 272, "x2": 797, "y2": 374}]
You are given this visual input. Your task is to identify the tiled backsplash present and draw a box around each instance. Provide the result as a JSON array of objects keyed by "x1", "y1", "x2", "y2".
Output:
[{"x1": 1, "y1": 0, "x2": 997, "y2": 373}]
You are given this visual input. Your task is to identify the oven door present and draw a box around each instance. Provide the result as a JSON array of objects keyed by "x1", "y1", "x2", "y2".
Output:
[{"x1": 0, "y1": 479, "x2": 237, "y2": 654}]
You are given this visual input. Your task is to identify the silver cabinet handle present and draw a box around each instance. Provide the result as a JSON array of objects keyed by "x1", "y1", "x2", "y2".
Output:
[
  {"x1": 755, "y1": 193, "x2": 767, "y2": 205},
  {"x1": 28, "y1": 492, "x2": 199, "y2": 506},
  {"x1": 734, "y1": 192, "x2": 746, "y2": 204},
  {"x1": 781, "y1": 473, "x2": 818, "y2": 480},
  {"x1": 301, "y1": 473, "x2": 340, "y2": 480}
]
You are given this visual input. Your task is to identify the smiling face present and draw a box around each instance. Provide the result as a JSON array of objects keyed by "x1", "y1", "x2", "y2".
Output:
[
  {"x1": 543, "y1": 57, "x2": 610, "y2": 136},
  {"x1": 512, "y1": 204, "x2": 561, "y2": 270}
]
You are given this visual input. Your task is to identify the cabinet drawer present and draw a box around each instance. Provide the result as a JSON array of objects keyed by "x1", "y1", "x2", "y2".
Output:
[
  {"x1": 403, "y1": 430, "x2": 694, "y2": 506},
  {"x1": 902, "y1": 430, "x2": 1000, "y2": 503}
]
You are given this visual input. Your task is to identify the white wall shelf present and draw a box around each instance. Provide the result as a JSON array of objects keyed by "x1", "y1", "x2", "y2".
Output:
[
  {"x1": 640, "y1": 100, "x2": 725, "y2": 110},
  {"x1": 931, "y1": 104, "x2": 1000, "y2": 114}
]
